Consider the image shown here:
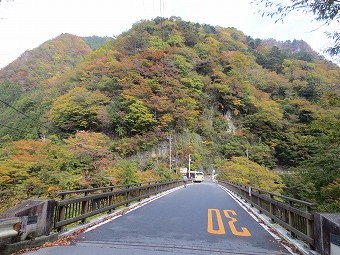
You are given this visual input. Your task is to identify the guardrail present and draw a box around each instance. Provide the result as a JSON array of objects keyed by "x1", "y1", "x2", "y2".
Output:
[
  {"x1": 0, "y1": 218, "x2": 21, "y2": 240},
  {"x1": 54, "y1": 180, "x2": 182, "y2": 231},
  {"x1": 219, "y1": 181, "x2": 316, "y2": 248}
]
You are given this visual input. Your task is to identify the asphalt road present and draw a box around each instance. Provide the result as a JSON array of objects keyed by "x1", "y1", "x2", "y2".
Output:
[{"x1": 25, "y1": 178, "x2": 292, "y2": 255}]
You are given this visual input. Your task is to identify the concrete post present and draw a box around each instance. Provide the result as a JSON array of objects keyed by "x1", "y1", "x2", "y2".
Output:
[
  {"x1": 314, "y1": 213, "x2": 340, "y2": 255},
  {"x1": 0, "y1": 200, "x2": 56, "y2": 240}
]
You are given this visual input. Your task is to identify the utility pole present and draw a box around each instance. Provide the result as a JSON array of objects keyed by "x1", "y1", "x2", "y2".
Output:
[
  {"x1": 246, "y1": 148, "x2": 249, "y2": 159},
  {"x1": 188, "y1": 154, "x2": 191, "y2": 177}
]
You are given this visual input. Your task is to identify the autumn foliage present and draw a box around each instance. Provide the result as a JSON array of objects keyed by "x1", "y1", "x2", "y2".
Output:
[{"x1": 0, "y1": 17, "x2": 339, "y2": 213}]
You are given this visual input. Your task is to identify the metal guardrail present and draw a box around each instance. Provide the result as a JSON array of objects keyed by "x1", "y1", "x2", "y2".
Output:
[
  {"x1": 219, "y1": 181, "x2": 316, "y2": 248},
  {"x1": 0, "y1": 217, "x2": 21, "y2": 240},
  {"x1": 54, "y1": 180, "x2": 182, "y2": 231}
]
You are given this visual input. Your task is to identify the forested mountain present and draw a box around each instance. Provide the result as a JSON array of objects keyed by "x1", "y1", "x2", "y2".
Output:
[
  {"x1": 0, "y1": 17, "x2": 339, "y2": 213},
  {"x1": 0, "y1": 34, "x2": 96, "y2": 89}
]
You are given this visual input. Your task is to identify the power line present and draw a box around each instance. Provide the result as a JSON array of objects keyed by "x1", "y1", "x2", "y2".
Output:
[
  {"x1": 0, "y1": 98, "x2": 50, "y2": 131},
  {"x1": 0, "y1": 98, "x2": 101, "y2": 157},
  {"x1": 0, "y1": 123, "x2": 34, "y2": 134}
]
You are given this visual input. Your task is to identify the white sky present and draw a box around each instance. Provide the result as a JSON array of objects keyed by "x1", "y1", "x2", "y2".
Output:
[{"x1": 0, "y1": 0, "x2": 336, "y2": 68}]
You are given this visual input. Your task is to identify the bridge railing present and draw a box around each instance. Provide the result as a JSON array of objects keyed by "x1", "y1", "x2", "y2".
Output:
[
  {"x1": 219, "y1": 181, "x2": 316, "y2": 248},
  {"x1": 54, "y1": 180, "x2": 182, "y2": 232}
]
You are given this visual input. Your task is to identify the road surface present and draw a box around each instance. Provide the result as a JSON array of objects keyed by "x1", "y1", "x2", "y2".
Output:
[{"x1": 25, "y1": 178, "x2": 292, "y2": 255}]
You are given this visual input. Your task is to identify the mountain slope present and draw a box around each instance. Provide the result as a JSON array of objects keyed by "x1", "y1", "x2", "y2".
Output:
[
  {"x1": 0, "y1": 17, "x2": 339, "y2": 212},
  {"x1": 0, "y1": 33, "x2": 94, "y2": 90}
]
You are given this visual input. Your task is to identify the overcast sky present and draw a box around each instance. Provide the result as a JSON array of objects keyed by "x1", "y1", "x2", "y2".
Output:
[{"x1": 0, "y1": 0, "x2": 335, "y2": 68}]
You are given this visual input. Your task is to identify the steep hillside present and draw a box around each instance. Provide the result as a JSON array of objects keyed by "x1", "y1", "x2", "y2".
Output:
[
  {"x1": 0, "y1": 17, "x2": 339, "y2": 212},
  {"x1": 0, "y1": 33, "x2": 94, "y2": 90},
  {"x1": 0, "y1": 34, "x2": 111, "y2": 139}
]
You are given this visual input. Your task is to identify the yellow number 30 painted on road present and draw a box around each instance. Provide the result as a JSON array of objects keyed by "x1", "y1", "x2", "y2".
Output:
[{"x1": 207, "y1": 209, "x2": 251, "y2": 237}]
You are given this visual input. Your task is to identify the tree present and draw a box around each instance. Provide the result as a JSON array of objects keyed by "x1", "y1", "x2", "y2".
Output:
[
  {"x1": 65, "y1": 131, "x2": 114, "y2": 183},
  {"x1": 255, "y1": 46, "x2": 287, "y2": 73},
  {"x1": 108, "y1": 95, "x2": 157, "y2": 136},
  {"x1": 124, "y1": 99, "x2": 157, "y2": 133},
  {"x1": 216, "y1": 156, "x2": 284, "y2": 192},
  {"x1": 0, "y1": 139, "x2": 88, "y2": 213},
  {"x1": 254, "y1": 0, "x2": 340, "y2": 56},
  {"x1": 108, "y1": 159, "x2": 140, "y2": 185},
  {"x1": 49, "y1": 87, "x2": 109, "y2": 132}
]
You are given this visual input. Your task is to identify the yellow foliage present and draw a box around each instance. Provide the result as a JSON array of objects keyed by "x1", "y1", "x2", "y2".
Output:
[
  {"x1": 233, "y1": 109, "x2": 240, "y2": 116},
  {"x1": 65, "y1": 131, "x2": 112, "y2": 160},
  {"x1": 159, "y1": 113, "x2": 174, "y2": 127},
  {"x1": 136, "y1": 170, "x2": 161, "y2": 182},
  {"x1": 205, "y1": 36, "x2": 220, "y2": 46},
  {"x1": 246, "y1": 83, "x2": 283, "y2": 121},
  {"x1": 217, "y1": 157, "x2": 284, "y2": 192},
  {"x1": 48, "y1": 185, "x2": 61, "y2": 195},
  {"x1": 232, "y1": 99, "x2": 242, "y2": 106},
  {"x1": 0, "y1": 175, "x2": 13, "y2": 184}
]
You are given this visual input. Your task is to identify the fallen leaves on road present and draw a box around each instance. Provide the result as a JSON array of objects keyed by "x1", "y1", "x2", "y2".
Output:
[{"x1": 11, "y1": 201, "x2": 146, "y2": 254}]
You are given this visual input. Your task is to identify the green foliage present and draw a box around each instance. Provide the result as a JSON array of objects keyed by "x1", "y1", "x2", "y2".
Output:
[
  {"x1": 0, "y1": 80, "x2": 23, "y2": 105},
  {"x1": 274, "y1": 131, "x2": 319, "y2": 166},
  {"x1": 282, "y1": 145, "x2": 340, "y2": 212},
  {"x1": 50, "y1": 87, "x2": 109, "y2": 132},
  {"x1": 294, "y1": 73, "x2": 323, "y2": 102},
  {"x1": 0, "y1": 93, "x2": 43, "y2": 140},
  {"x1": 109, "y1": 159, "x2": 140, "y2": 185},
  {"x1": 149, "y1": 35, "x2": 166, "y2": 50},
  {"x1": 319, "y1": 179, "x2": 340, "y2": 212},
  {"x1": 109, "y1": 96, "x2": 157, "y2": 136},
  {"x1": 255, "y1": 46, "x2": 287, "y2": 73},
  {"x1": 217, "y1": 157, "x2": 284, "y2": 192},
  {"x1": 180, "y1": 76, "x2": 205, "y2": 93},
  {"x1": 174, "y1": 97, "x2": 200, "y2": 130},
  {"x1": 248, "y1": 143, "x2": 276, "y2": 169},
  {"x1": 280, "y1": 173, "x2": 316, "y2": 201},
  {"x1": 220, "y1": 138, "x2": 246, "y2": 158},
  {"x1": 300, "y1": 146, "x2": 339, "y2": 196},
  {"x1": 124, "y1": 97, "x2": 157, "y2": 133},
  {"x1": 84, "y1": 35, "x2": 113, "y2": 50},
  {"x1": 173, "y1": 54, "x2": 194, "y2": 75},
  {"x1": 167, "y1": 34, "x2": 185, "y2": 47}
]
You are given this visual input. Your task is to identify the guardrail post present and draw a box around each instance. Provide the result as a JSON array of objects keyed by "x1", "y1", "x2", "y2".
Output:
[
  {"x1": 56, "y1": 194, "x2": 66, "y2": 232},
  {"x1": 57, "y1": 205, "x2": 65, "y2": 232},
  {"x1": 307, "y1": 220, "x2": 314, "y2": 249},
  {"x1": 148, "y1": 182, "x2": 151, "y2": 197},
  {"x1": 288, "y1": 201, "x2": 296, "y2": 238},
  {"x1": 306, "y1": 206, "x2": 314, "y2": 249},
  {"x1": 270, "y1": 194, "x2": 275, "y2": 222},
  {"x1": 81, "y1": 192, "x2": 89, "y2": 224},
  {"x1": 138, "y1": 183, "x2": 142, "y2": 202},
  {"x1": 126, "y1": 185, "x2": 130, "y2": 206},
  {"x1": 108, "y1": 187, "x2": 114, "y2": 214},
  {"x1": 258, "y1": 191, "x2": 262, "y2": 214}
]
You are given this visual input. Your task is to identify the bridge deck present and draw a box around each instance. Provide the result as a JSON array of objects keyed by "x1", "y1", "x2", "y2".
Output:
[{"x1": 25, "y1": 178, "x2": 293, "y2": 255}]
